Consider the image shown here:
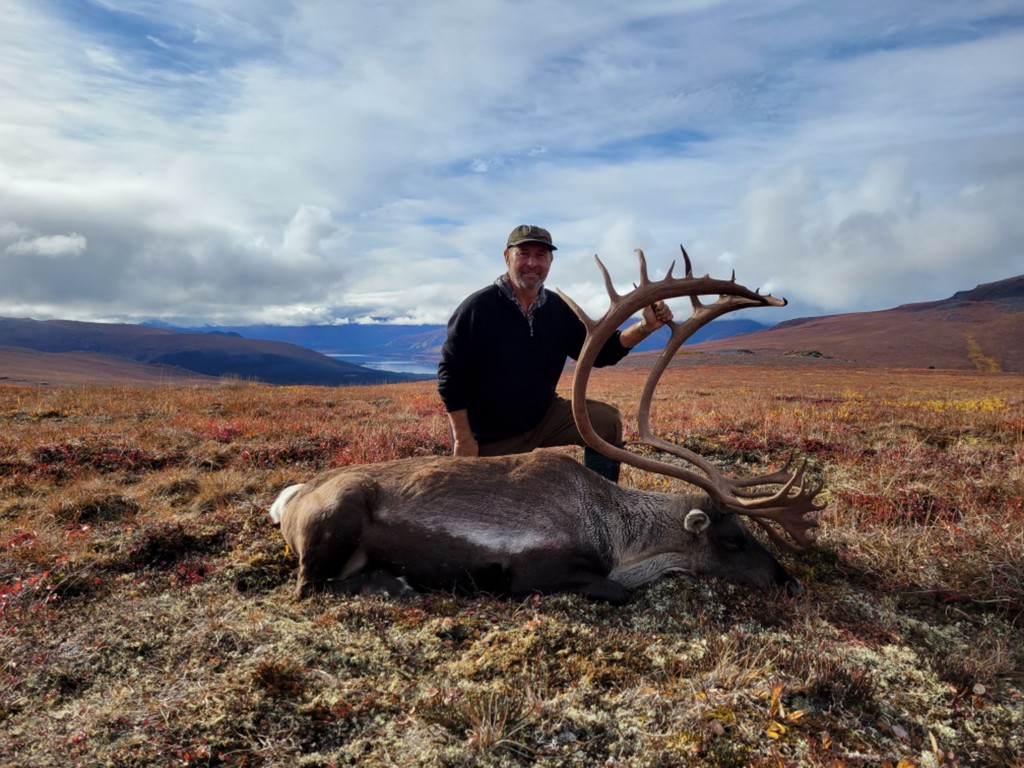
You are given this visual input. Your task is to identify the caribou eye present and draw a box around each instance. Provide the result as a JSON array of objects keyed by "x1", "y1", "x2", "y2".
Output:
[{"x1": 720, "y1": 536, "x2": 746, "y2": 553}]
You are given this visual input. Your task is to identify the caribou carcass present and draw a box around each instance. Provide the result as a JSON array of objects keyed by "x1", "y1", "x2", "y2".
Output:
[{"x1": 269, "y1": 247, "x2": 825, "y2": 603}]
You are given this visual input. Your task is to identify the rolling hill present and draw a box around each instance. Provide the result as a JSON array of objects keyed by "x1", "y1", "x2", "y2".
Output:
[
  {"x1": 682, "y1": 275, "x2": 1024, "y2": 372},
  {"x1": 0, "y1": 318, "x2": 428, "y2": 386},
  {"x1": 0, "y1": 346, "x2": 221, "y2": 386}
]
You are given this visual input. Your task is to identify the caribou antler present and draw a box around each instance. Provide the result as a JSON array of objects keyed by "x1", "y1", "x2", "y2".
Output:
[{"x1": 556, "y1": 246, "x2": 825, "y2": 553}]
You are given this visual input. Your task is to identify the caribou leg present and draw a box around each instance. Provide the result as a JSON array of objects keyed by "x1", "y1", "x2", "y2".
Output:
[
  {"x1": 322, "y1": 571, "x2": 419, "y2": 597},
  {"x1": 506, "y1": 550, "x2": 631, "y2": 604}
]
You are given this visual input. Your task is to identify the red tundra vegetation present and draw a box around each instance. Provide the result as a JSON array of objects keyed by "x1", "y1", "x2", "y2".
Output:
[{"x1": 1, "y1": 361, "x2": 1021, "y2": 767}]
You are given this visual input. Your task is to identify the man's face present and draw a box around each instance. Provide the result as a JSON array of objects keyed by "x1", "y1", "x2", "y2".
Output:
[{"x1": 504, "y1": 242, "x2": 553, "y2": 294}]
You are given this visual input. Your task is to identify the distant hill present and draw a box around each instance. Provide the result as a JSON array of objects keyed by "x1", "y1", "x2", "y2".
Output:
[
  {"x1": 0, "y1": 346, "x2": 220, "y2": 386},
  {"x1": 682, "y1": 275, "x2": 1024, "y2": 372},
  {"x1": 164, "y1": 323, "x2": 446, "y2": 357},
  {"x1": 174, "y1": 318, "x2": 770, "y2": 360},
  {"x1": 0, "y1": 318, "x2": 429, "y2": 386}
]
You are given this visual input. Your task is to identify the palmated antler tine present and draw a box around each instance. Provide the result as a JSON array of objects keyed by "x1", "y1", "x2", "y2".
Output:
[
  {"x1": 722, "y1": 457, "x2": 826, "y2": 551},
  {"x1": 732, "y1": 457, "x2": 812, "y2": 502},
  {"x1": 679, "y1": 244, "x2": 693, "y2": 277},
  {"x1": 595, "y1": 253, "x2": 621, "y2": 303},
  {"x1": 635, "y1": 248, "x2": 651, "y2": 286},
  {"x1": 738, "y1": 497, "x2": 824, "y2": 553},
  {"x1": 678, "y1": 244, "x2": 705, "y2": 314},
  {"x1": 749, "y1": 517, "x2": 813, "y2": 554},
  {"x1": 733, "y1": 454, "x2": 811, "y2": 495}
]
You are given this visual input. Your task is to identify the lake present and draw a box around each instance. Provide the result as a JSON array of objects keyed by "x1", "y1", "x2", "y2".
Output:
[{"x1": 328, "y1": 354, "x2": 438, "y2": 376}]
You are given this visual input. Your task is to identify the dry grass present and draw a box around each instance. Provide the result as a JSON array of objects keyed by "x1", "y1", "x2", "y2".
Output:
[{"x1": 1, "y1": 364, "x2": 1022, "y2": 767}]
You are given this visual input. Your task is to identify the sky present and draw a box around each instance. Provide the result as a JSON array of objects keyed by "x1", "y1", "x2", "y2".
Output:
[{"x1": 1, "y1": 1, "x2": 1023, "y2": 327}]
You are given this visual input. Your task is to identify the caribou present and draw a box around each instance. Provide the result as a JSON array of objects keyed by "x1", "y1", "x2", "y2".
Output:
[{"x1": 269, "y1": 247, "x2": 825, "y2": 603}]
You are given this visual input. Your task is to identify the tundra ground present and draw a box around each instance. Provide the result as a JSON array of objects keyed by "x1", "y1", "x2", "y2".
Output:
[{"x1": 1, "y1": 363, "x2": 1022, "y2": 767}]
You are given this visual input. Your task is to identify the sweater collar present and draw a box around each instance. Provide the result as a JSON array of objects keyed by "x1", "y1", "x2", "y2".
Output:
[{"x1": 495, "y1": 273, "x2": 547, "y2": 317}]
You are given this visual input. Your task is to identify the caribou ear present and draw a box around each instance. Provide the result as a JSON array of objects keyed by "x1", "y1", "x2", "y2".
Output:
[{"x1": 684, "y1": 509, "x2": 711, "y2": 534}]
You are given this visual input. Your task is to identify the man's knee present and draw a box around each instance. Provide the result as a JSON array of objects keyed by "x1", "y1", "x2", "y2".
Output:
[{"x1": 586, "y1": 399, "x2": 622, "y2": 444}]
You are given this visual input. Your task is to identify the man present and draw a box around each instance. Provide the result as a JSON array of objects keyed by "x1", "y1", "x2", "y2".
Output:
[{"x1": 437, "y1": 224, "x2": 673, "y2": 482}]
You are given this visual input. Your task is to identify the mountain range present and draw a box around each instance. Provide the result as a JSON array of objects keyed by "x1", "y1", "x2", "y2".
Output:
[{"x1": 1, "y1": 274, "x2": 1021, "y2": 385}]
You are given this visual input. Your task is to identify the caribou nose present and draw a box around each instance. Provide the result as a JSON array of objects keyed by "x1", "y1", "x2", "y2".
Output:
[{"x1": 785, "y1": 577, "x2": 804, "y2": 598}]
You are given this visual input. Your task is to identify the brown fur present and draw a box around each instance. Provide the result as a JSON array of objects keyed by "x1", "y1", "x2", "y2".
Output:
[{"x1": 270, "y1": 450, "x2": 799, "y2": 603}]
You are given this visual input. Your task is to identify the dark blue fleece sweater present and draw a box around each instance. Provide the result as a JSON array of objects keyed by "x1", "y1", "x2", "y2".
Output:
[{"x1": 437, "y1": 283, "x2": 628, "y2": 444}]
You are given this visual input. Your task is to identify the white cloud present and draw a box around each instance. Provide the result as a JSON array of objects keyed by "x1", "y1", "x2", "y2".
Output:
[
  {"x1": 734, "y1": 157, "x2": 1024, "y2": 312},
  {"x1": 4, "y1": 232, "x2": 87, "y2": 258},
  {"x1": 0, "y1": 1, "x2": 1020, "y2": 325},
  {"x1": 280, "y1": 206, "x2": 350, "y2": 265}
]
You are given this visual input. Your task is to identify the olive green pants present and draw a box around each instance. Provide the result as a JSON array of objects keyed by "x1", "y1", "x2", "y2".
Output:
[{"x1": 477, "y1": 396, "x2": 623, "y2": 482}]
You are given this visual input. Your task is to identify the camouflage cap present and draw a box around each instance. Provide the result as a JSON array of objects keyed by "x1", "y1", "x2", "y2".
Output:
[{"x1": 506, "y1": 224, "x2": 557, "y2": 251}]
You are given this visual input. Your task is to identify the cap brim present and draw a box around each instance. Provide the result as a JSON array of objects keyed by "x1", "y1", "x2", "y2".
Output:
[{"x1": 508, "y1": 239, "x2": 557, "y2": 250}]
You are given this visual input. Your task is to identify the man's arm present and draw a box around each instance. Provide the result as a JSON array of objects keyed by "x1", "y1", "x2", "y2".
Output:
[
  {"x1": 619, "y1": 301, "x2": 674, "y2": 349},
  {"x1": 619, "y1": 318, "x2": 653, "y2": 349},
  {"x1": 438, "y1": 294, "x2": 482, "y2": 456},
  {"x1": 447, "y1": 409, "x2": 479, "y2": 457}
]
